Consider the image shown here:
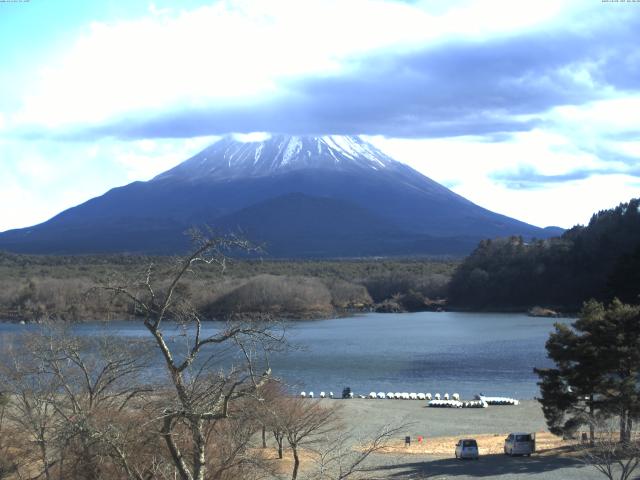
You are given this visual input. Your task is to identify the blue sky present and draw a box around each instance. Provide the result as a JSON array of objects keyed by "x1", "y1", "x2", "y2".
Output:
[{"x1": 1, "y1": 0, "x2": 639, "y2": 231}]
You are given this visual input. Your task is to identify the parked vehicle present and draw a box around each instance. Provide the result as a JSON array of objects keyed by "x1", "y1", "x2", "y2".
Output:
[
  {"x1": 504, "y1": 432, "x2": 535, "y2": 456},
  {"x1": 455, "y1": 439, "x2": 479, "y2": 460},
  {"x1": 342, "y1": 387, "x2": 352, "y2": 399}
]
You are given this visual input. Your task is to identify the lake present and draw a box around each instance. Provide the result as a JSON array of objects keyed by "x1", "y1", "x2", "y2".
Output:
[{"x1": 0, "y1": 312, "x2": 569, "y2": 400}]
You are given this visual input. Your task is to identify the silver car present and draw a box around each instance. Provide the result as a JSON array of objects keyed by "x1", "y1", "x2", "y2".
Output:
[
  {"x1": 504, "y1": 432, "x2": 534, "y2": 456},
  {"x1": 455, "y1": 438, "x2": 479, "y2": 460}
]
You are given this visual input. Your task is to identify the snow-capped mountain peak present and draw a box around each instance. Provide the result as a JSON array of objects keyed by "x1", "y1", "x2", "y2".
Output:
[
  {"x1": 154, "y1": 135, "x2": 401, "y2": 182},
  {"x1": 0, "y1": 132, "x2": 558, "y2": 256}
]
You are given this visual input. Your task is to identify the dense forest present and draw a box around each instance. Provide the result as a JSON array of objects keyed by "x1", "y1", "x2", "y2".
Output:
[
  {"x1": 448, "y1": 198, "x2": 640, "y2": 311},
  {"x1": 0, "y1": 253, "x2": 456, "y2": 321}
]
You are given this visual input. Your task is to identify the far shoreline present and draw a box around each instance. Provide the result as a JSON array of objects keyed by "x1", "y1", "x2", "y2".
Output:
[{"x1": 0, "y1": 305, "x2": 575, "y2": 325}]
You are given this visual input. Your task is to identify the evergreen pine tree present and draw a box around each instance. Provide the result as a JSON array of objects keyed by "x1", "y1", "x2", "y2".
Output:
[{"x1": 536, "y1": 299, "x2": 640, "y2": 443}]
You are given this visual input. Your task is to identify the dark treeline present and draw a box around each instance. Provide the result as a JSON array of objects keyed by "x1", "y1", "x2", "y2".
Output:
[
  {"x1": 448, "y1": 198, "x2": 640, "y2": 311},
  {"x1": 0, "y1": 253, "x2": 456, "y2": 321}
]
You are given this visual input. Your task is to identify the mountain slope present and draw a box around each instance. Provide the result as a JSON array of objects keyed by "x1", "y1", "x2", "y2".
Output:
[
  {"x1": 0, "y1": 135, "x2": 560, "y2": 256},
  {"x1": 155, "y1": 135, "x2": 399, "y2": 180}
]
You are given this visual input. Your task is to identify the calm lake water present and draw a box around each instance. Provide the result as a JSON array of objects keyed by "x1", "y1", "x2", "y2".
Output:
[{"x1": 0, "y1": 312, "x2": 570, "y2": 399}]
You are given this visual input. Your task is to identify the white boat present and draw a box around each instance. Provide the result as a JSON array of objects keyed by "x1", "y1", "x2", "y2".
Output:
[
  {"x1": 463, "y1": 400, "x2": 488, "y2": 408},
  {"x1": 476, "y1": 395, "x2": 519, "y2": 406},
  {"x1": 428, "y1": 399, "x2": 463, "y2": 408}
]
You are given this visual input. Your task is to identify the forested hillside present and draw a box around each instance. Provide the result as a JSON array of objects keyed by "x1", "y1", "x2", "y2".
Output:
[{"x1": 448, "y1": 198, "x2": 640, "y2": 310}]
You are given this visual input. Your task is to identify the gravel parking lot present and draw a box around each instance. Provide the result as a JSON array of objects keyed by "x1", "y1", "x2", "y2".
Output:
[
  {"x1": 363, "y1": 453, "x2": 603, "y2": 480},
  {"x1": 313, "y1": 399, "x2": 608, "y2": 480}
]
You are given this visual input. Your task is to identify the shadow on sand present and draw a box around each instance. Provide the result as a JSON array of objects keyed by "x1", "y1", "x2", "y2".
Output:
[{"x1": 369, "y1": 453, "x2": 592, "y2": 478}]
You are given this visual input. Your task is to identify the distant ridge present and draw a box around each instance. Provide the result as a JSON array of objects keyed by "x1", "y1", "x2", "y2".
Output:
[{"x1": 0, "y1": 135, "x2": 562, "y2": 256}]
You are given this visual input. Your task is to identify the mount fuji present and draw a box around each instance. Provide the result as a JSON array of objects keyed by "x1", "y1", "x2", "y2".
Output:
[{"x1": 0, "y1": 135, "x2": 562, "y2": 256}]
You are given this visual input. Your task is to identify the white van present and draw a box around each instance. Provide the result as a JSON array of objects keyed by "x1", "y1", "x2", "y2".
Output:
[{"x1": 504, "y1": 433, "x2": 534, "y2": 456}]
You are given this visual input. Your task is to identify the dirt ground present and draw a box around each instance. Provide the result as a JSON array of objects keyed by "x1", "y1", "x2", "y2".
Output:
[
  {"x1": 269, "y1": 398, "x2": 607, "y2": 479},
  {"x1": 374, "y1": 431, "x2": 575, "y2": 456},
  {"x1": 319, "y1": 398, "x2": 551, "y2": 441},
  {"x1": 324, "y1": 398, "x2": 580, "y2": 458}
]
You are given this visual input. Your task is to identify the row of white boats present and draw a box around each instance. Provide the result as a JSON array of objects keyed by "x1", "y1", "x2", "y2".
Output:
[{"x1": 299, "y1": 391, "x2": 519, "y2": 408}]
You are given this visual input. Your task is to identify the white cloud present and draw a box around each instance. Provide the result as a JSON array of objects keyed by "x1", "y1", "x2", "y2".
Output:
[
  {"x1": 368, "y1": 128, "x2": 599, "y2": 190},
  {"x1": 111, "y1": 136, "x2": 217, "y2": 181},
  {"x1": 0, "y1": 136, "x2": 217, "y2": 231},
  {"x1": 460, "y1": 175, "x2": 640, "y2": 229},
  {"x1": 10, "y1": 0, "x2": 583, "y2": 132},
  {"x1": 368, "y1": 122, "x2": 639, "y2": 229},
  {"x1": 550, "y1": 97, "x2": 640, "y2": 140},
  {"x1": 232, "y1": 132, "x2": 271, "y2": 143},
  {"x1": 1, "y1": 0, "x2": 632, "y2": 234},
  {"x1": 0, "y1": 183, "x2": 47, "y2": 231},
  {"x1": 148, "y1": 2, "x2": 172, "y2": 16},
  {"x1": 564, "y1": 97, "x2": 640, "y2": 126},
  {"x1": 0, "y1": 137, "x2": 94, "y2": 232}
]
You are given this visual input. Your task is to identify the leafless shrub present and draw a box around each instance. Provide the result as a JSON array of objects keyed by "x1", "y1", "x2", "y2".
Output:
[
  {"x1": 278, "y1": 397, "x2": 340, "y2": 480},
  {"x1": 0, "y1": 326, "x2": 158, "y2": 480},
  {"x1": 322, "y1": 279, "x2": 372, "y2": 309},
  {"x1": 307, "y1": 423, "x2": 410, "y2": 480},
  {"x1": 208, "y1": 274, "x2": 334, "y2": 317},
  {"x1": 0, "y1": 393, "x2": 20, "y2": 479},
  {"x1": 580, "y1": 417, "x2": 640, "y2": 480}
]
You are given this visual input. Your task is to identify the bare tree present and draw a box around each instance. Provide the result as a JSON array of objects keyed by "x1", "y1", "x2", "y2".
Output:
[
  {"x1": 307, "y1": 423, "x2": 409, "y2": 480},
  {"x1": 201, "y1": 404, "x2": 276, "y2": 480},
  {"x1": 36, "y1": 331, "x2": 153, "y2": 479},
  {"x1": 0, "y1": 349, "x2": 58, "y2": 480},
  {"x1": 0, "y1": 392, "x2": 20, "y2": 480},
  {"x1": 105, "y1": 233, "x2": 282, "y2": 480},
  {"x1": 581, "y1": 417, "x2": 640, "y2": 480},
  {"x1": 277, "y1": 397, "x2": 340, "y2": 480},
  {"x1": 0, "y1": 327, "x2": 158, "y2": 480},
  {"x1": 251, "y1": 381, "x2": 289, "y2": 459},
  {"x1": 261, "y1": 395, "x2": 294, "y2": 460}
]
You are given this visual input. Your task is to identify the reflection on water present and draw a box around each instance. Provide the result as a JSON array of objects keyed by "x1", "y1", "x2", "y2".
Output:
[{"x1": 0, "y1": 312, "x2": 569, "y2": 399}]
